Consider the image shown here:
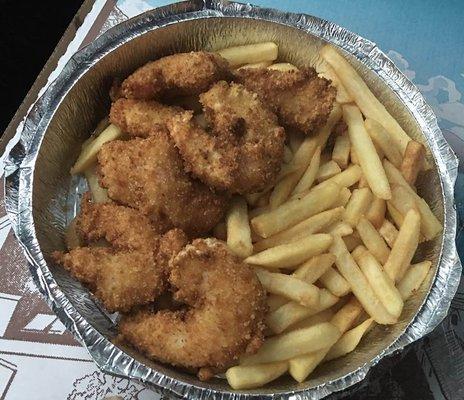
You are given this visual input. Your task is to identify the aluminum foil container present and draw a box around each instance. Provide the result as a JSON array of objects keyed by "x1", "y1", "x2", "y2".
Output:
[{"x1": 3, "y1": 0, "x2": 461, "y2": 398}]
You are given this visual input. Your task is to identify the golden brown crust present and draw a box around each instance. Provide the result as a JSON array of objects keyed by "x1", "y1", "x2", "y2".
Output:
[
  {"x1": 98, "y1": 133, "x2": 227, "y2": 235},
  {"x1": 235, "y1": 67, "x2": 336, "y2": 134},
  {"x1": 120, "y1": 51, "x2": 231, "y2": 100},
  {"x1": 168, "y1": 81, "x2": 285, "y2": 194},
  {"x1": 109, "y1": 98, "x2": 182, "y2": 137},
  {"x1": 119, "y1": 238, "x2": 267, "y2": 376}
]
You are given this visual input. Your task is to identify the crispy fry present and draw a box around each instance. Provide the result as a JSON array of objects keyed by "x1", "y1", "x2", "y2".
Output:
[
  {"x1": 383, "y1": 159, "x2": 442, "y2": 240},
  {"x1": 316, "y1": 160, "x2": 342, "y2": 182},
  {"x1": 387, "y1": 202, "x2": 404, "y2": 228},
  {"x1": 253, "y1": 207, "x2": 343, "y2": 252},
  {"x1": 344, "y1": 187, "x2": 372, "y2": 227},
  {"x1": 268, "y1": 62, "x2": 298, "y2": 71},
  {"x1": 292, "y1": 253, "x2": 336, "y2": 283},
  {"x1": 226, "y1": 196, "x2": 253, "y2": 258},
  {"x1": 332, "y1": 134, "x2": 351, "y2": 169},
  {"x1": 330, "y1": 236, "x2": 396, "y2": 324},
  {"x1": 325, "y1": 318, "x2": 374, "y2": 361},
  {"x1": 397, "y1": 261, "x2": 432, "y2": 300},
  {"x1": 319, "y1": 267, "x2": 351, "y2": 297},
  {"x1": 326, "y1": 221, "x2": 353, "y2": 237},
  {"x1": 320, "y1": 45, "x2": 411, "y2": 154},
  {"x1": 252, "y1": 182, "x2": 340, "y2": 238},
  {"x1": 240, "y1": 322, "x2": 339, "y2": 365},
  {"x1": 292, "y1": 146, "x2": 321, "y2": 195},
  {"x1": 333, "y1": 187, "x2": 352, "y2": 208},
  {"x1": 284, "y1": 309, "x2": 335, "y2": 333},
  {"x1": 366, "y1": 196, "x2": 386, "y2": 229},
  {"x1": 330, "y1": 297, "x2": 364, "y2": 332},
  {"x1": 365, "y1": 118, "x2": 402, "y2": 168},
  {"x1": 343, "y1": 105, "x2": 391, "y2": 199},
  {"x1": 311, "y1": 164, "x2": 362, "y2": 193},
  {"x1": 226, "y1": 361, "x2": 288, "y2": 390},
  {"x1": 353, "y1": 248, "x2": 403, "y2": 318},
  {"x1": 384, "y1": 209, "x2": 421, "y2": 282},
  {"x1": 267, "y1": 289, "x2": 339, "y2": 334},
  {"x1": 84, "y1": 165, "x2": 110, "y2": 203},
  {"x1": 401, "y1": 140, "x2": 425, "y2": 185},
  {"x1": 245, "y1": 234, "x2": 333, "y2": 270},
  {"x1": 255, "y1": 267, "x2": 321, "y2": 307},
  {"x1": 217, "y1": 42, "x2": 278, "y2": 67},
  {"x1": 71, "y1": 124, "x2": 123, "y2": 174},
  {"x1": 379, "y1": 220, "x2": 399, "y2": 248},
  {"x1": 356, "y1": 216, "x2": 390, "y2": 264}
]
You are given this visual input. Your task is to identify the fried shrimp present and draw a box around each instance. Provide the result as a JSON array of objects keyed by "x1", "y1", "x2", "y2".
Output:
[
  {"x1": 235, "y1": 67, "x2": 336, "y2": 134},
  {"x1": 52, "y1": 202, "x2": 164, "y2": 312},
  {"x1": 98, "y1": 132, "x2": 227, "y2": 235},
  {"x1": 120, "y1": 51, "x2": 231, "y2": 100},
  {"x1": 109, "y1": 98, "x2": 182, "y2": 137},
  {"x1": 168, "y1": 81, "x2": 285, "y2": 194},
  {"x1": 119, "y1": 238, "x2": 267, "y2": 379}
]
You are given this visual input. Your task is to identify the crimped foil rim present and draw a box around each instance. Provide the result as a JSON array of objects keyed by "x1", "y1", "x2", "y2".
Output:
[{"x1": 3, "y1": 1, "x2": 461, "y2": 399}]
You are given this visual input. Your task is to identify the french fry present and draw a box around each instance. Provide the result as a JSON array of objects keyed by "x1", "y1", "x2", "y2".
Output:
[
  {"x1": 343, "y1": 233, "x2": 362, "y2": 252},
  {"x1": 319, "y1": 267, "x2": 351, "y2": 297},
  {"x1": 245, "y1": 234, "x2": 333, "y2": 270},
  {"x1": 267, "y1": 289, "x2": 339, "y2": 334},
  {"x1": 325, "y1": 318, "x2": 375, "y2": 361},
  {"x1": 311, "y1": 164, "x2": 362, "y2": 193},
  {"x1": 397, "y1": 261, "x2": 432, "y2": 300},
  {"x1": 226, "y1": 361, "x2": 288, "y2": 390},
  {"x1": 320, "y1": 45, "x2": 411, "y2": 154},
  {"x1": 365, "y1": 118, "x2": 403, "y2": 168},
  {"x1": 330, "y1": 236, "x2": 396, "y2": 324},
  {"x1": 357, "y1": 174, "x2": 369, "y2": 189},
  {"x1": 253, "y1": 207, "x2": 343, "y2": 252},
  {"x1": 240, "y1": 322, "x2": 340, "y2": 365},
  {"x1": 251, "y1": 182, "x2": 340, "y2": 238},
  {"x1": 255, "y1": 268, "x2": 321, "y2": 307},
  {"x1": 284, "y1": 309, "x2": 335, "y2": 333},
  {"x1": 344, "y1": 187, "x2": 372, "y2": 227},
  {"x1": 84, "y1": 165, "x2": 110, "y2": 203},
  {"x1": 332, "y1": 135, "x2": 351, "y2": 169},
  {"x1": 65, "y1": 218, "x2": 83, "y2": 250},
  {"x1": 292, "y1": 253, "x2": 336, "y2": 283},
  {"x1": 379, "y1": 220, "x2": 399, "y2": 248},
  {"x1": 315, "y1": 59, "x2": 353, "y2": 104},
  {"x1": 248, "y1": 206, "x2": 269, "y2": 220},
  {"x1": 71, "y1": 124, "x2": 123, "y2": 174},
  {"x1": 389, "y1": 185, "x2": 418, "y2": 216},
  {"x1": 292, "y1": 146, "x2": 321, "y2": 195},
  {"x1": 387, "y1": 202, "x2": 404, "y2": 228},
  {"x1": 257, "y1": 189, "x2": 271, "y2": 208},
  {"x1": 333, "y1": 187, "x2": 352, "y2": 208},
  {"x1": 356, "y1": 217, "x2": 390, "y2": 264},
  {"x1": 288, "y1": 130, "x2": 304, "y2": 153},
  {"x1": 237, "y1": 60, "x2": 273, "y2": 70},
  {"x1": 366, "y1": 196, "x2": 386, "y2": 229},
  {"x1": 288, "y1": 297, "x2": 362, "y2": 382},
  {"x1": 401, "y1": 140, "x2": 425, "y2": 185},
  {"x1": 352, "y1": 248, "x2": 403, "y2": 318},
  {"x1": 267, "y1": 294, "x2": 289, "y2": 313},
  {"x1": 268, "y1": 62, "x2": 298, "y2": 71},
  {"x1": 217, "y1": 42, "x2": 278, "y2": 67},
  {"x1": 384, "y1": 209, "x2": 421, "y2": 282},
  {"x1": 383, "y1": 159, "x2": 442, "y2": 240},
  {"x1": 350, "y1": 146, "x2": 359, "y2": 165},
  {"x1": 213, "y1": 222, "x2": 227, "y2": 241},
  {"x1": 343, "y1": 104, "x2": 391, "y2": 199},
  {"x1": 283, "y1": 145, "x2": 293, "y2": 163},
  {"x1": 316, "y1": 160, "x2": 341, "y2": 182},
  {"x1": 226, "y1": 196, "x2": 253, "y2": 258},
  {"x1": 326, "y1": 221, "x2": 353, "y2": 237}
]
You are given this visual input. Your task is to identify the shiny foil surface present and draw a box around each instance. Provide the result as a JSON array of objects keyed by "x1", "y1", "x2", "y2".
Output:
[{"x1": 3, "y1": 1, "x2": 461, "y2": 398}]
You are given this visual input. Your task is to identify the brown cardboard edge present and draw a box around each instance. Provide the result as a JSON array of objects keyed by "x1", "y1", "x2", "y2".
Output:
[{"x1": 0, "y1": 0, "x2": 97, "y2": 154}]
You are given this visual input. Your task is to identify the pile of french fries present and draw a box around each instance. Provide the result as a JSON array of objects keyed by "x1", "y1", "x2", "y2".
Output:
[
  {"x1": 69, "y1": 41, "x2": 442, "y2": 391},
  {"x1": 214, "y1": 42, "x2": 440, "y2": 390}
]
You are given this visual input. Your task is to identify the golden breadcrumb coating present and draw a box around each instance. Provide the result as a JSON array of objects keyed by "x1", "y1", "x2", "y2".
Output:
[
  {"x1": 121, "y1": 51, "x2": 231, "y2": 100},
  {"x1": 235, "y1": 67, "x2": 336, "y2": 134},
  {"x1": 119, "y1": 238, "x2": 267, "y2": 379},
  {"x1": 168, "y1": 81, "x2": 285, "y2": 194}
]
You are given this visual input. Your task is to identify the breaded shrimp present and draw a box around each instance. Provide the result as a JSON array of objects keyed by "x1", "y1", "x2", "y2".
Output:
[
  {"x1": 98, "y1": 132, "x2": 227, "y2": 235},
  {"x1": 53, "y1": 202, "x2": 164, "y2": 312},
  {"x1": 121, "y1": 51, "x2": 231, "y2": 100},
  {"x1": 168, "y1": 81, "x2": 285, "y2": 194},
  {"x1": 109, "y1": 98, "x2": 182, "y2": 137},
  {"x1": 119, "y1": 238, "x2": 267, "y2": 379},
  {"x1": 235, "y1": 67, "x2": 336, "y2": 134}
]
